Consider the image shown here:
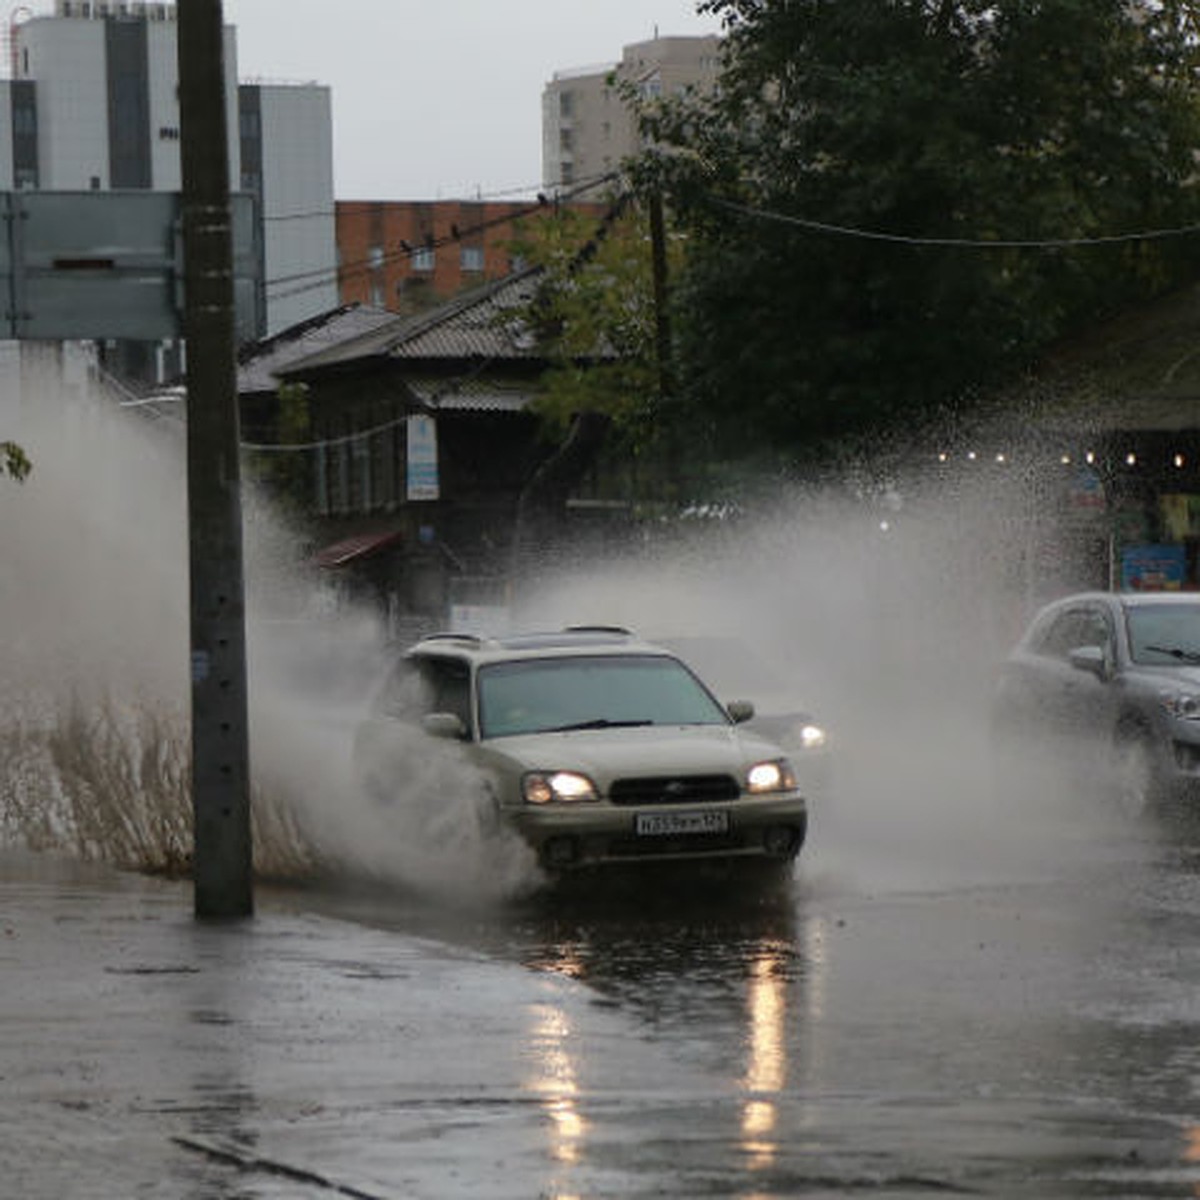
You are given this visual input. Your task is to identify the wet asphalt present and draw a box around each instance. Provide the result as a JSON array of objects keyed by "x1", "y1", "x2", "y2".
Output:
[
  {"x1": 5, "y1": 771, "x2": 1200, "y2": 1200},
  {"x1": 3, "y1": 851, "x2": 572, "y2": 1200}
]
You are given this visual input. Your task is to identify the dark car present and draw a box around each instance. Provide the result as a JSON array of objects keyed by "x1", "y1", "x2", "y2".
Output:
[{"x1": 991, "y1": 591, "x2": 1200, "y2": 819}]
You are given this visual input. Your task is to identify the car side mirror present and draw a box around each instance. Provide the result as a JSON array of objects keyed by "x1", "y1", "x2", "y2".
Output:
[
  {"x1": 1068, "y1": 645, "x2": 1109, "y2": 681},
  {"x1": 422, "y1": 712, "x2": 468, "y2": 740},
  {"x1": 726, "y1": 699, "x2": 755, "y2": 724}
]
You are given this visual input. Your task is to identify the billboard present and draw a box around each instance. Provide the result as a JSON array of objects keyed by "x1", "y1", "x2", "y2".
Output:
[{"x1": 0, "y1": 190, "x2": 260, "y2": 341}]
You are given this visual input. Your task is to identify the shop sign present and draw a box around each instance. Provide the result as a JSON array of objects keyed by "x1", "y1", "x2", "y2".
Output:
[
  {"x1": 1120, "y1": 544, "x2": 1187, "y2": 591},
  {"x1": 406, "y1": 415, "x2": 439, "y2": 500}
]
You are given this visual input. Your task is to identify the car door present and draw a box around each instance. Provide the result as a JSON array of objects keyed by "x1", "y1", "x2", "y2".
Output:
[{"x1": 1020, "y1": 603, "x2": 1118, "y2": 759}]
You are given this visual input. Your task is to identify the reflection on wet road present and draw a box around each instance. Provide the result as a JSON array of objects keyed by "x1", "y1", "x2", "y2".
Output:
[{"x1": 303, "y1": 809, "x2": 1200, "y2": 1198}]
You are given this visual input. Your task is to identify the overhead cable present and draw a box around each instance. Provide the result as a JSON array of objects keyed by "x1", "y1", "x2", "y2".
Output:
[{"x1": 706, "y1": 194, "x2": 1200, "y2": 248}]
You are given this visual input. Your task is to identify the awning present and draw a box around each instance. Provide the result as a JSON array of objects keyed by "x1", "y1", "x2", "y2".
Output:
[{"x1": 309, "y1": 529, "x2": 404, "y2": 569}]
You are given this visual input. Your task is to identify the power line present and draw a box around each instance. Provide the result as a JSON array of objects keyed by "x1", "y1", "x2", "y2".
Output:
[
  {"x1": 706, "y1": 194, "x2": 1200, "y2": 249},
  {"x1": 261, "y1": 171, "x2": 622, "y2": 299},
  {"x1": 260, "y1": 176, "x2": 586, "y2": 223},
  {"x1": 239, "y1": 191, "x2": 634, "y2": 455}
]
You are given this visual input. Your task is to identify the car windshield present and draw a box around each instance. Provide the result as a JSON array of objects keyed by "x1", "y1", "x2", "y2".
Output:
[
  {"x1": 477, "y1": 653, "x2": 729, "y2": 739},
  {"x1": 1126, "y1": 604, "x2": 1200, "y2": 665}
]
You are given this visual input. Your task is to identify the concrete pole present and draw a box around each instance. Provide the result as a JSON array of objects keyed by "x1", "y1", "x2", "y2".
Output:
[{"x1": 177, "y1": 0, "x2": 254, "y2": 919}]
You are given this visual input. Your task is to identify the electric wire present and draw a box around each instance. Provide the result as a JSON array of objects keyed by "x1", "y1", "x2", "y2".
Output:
[
  {"x1": 260, "y1": 171, "x2": 622, "y2": 298},
  {"x1": 705, "y1": 194, "x2": 1200, "y2": 248},
  {"x1": 128, "y1": 189, "x2": 635, "y2": 456}
]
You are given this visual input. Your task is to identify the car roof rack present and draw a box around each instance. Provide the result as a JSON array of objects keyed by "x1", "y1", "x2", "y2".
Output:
[
  {"x1": 561, "y1": 624, "x2": 633, "y2": 636},
  {"x1": 418, "y1": 631, "x2": 487, "y2": 646}
]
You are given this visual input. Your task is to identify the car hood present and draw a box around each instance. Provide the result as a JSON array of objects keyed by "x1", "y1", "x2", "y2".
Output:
[
  {"x1": 475, "y1": 723, "x2": 788, "y2": 789},
  {"x1": 1127, "y1": 663, "x2": 1200, "y2": 688}
]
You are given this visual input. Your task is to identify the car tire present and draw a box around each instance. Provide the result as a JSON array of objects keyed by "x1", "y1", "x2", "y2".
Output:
[{"x1": 1111, "y1": 730, "x2": 1163, "y2": 822}]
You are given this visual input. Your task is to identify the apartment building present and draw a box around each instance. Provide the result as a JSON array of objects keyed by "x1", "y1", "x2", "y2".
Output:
[
  {"x1": 1, "y1": 1, "x2": 336, "y2": 340},
  {"x1": 337, "y1": 197, "x2": 607, "y2": 314},
  {"x1": 542, "y1": 35, "x2": 722, "y2": 195}
]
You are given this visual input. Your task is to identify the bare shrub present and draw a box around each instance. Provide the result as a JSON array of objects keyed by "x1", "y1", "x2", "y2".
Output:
[{"x1": 3, "y1": 693, "x2": 320, "y2": 881}]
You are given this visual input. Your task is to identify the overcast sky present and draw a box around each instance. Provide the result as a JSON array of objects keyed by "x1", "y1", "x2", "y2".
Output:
[{"x1": 219, "y1": 1, "x2": 723, "y2": 202}]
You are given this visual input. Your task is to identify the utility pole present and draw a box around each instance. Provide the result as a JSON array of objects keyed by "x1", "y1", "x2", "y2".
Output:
[
  {"x1": 177, "y1": 0, "x2": 253, "y2": 919},
  {"x1": 648, "y1": 189, "x2": 678, "y2": 493}
]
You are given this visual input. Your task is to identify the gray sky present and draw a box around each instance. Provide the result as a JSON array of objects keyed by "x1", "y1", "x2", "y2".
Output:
[{"x1": 220, "y1": 1, "x2": 723, "y2": 201}]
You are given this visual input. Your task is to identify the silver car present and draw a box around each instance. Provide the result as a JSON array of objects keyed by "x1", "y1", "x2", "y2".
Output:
[
  {"x1": 991, "y1": 591, "x2": 1200, "y2": 818},
  {"x1": 354, "y1": 627, "x2": 822, "y2": 876}
]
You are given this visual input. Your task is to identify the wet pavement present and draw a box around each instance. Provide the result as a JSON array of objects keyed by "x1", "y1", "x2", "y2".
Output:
[
  {"x1": 5, "y1": 778, "x2": 1200, "y2": 1199},
  {"x1": 2, "y1": 852, "x2": 580, "y2": 1200}
]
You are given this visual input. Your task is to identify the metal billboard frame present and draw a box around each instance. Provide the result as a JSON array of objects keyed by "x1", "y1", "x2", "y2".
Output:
[{"x1": 0, "y1": 190, "x2": 261, "y2": 341}]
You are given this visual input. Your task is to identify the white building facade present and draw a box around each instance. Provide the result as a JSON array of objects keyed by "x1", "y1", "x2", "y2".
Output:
[
  {"x1": 542, "y1": 35, "x2": 722, "y2": 196},
  {"x1": 2, "y1": 1, "x2": 336, "y2": 340}
]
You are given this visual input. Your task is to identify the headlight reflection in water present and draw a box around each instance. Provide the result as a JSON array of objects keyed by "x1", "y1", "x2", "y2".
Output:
[{"x1": 525, "y1": 944, "x2": 589, "y2": 1193}]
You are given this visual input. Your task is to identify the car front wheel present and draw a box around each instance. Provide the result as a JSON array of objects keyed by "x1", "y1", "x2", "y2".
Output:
[{"x1": 1111, "y1": 731, "x2": 1162, "y2": 822}]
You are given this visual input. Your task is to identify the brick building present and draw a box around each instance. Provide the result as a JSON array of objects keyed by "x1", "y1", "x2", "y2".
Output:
[{"x1": 336, "y1": 197, "x2": 607, "y2": 316}]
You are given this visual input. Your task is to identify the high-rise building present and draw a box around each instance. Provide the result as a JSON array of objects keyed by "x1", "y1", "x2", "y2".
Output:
[
  {"x1": 0, "y1": 1, "x2": 336, "y2": 341},
  {"x1": 542, "y1": 35, "x2": 721, "y2": 196}
]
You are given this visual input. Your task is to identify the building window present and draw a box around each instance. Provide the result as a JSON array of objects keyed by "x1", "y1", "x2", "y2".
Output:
[
  {"x1": 461, "y1": 246, "x2": 484, "y2": 273},
  {"x1": 368, "y1": 245, "x2": 385, "y2": 269},
  {"x1": 559, "y1": 90, "x2": 574, "y2": 119},
  {"x1": 411, "y1": 246, "x2": 435, "y2": 272}
]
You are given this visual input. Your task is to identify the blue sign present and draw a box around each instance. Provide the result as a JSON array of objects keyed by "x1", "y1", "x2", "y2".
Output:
[
  {"x1": 1121, "y1": 544, "x2": 1187, "y2": 591},
  {"x1": 406, "y1": 414, "x2": 439, "y2": 500}
]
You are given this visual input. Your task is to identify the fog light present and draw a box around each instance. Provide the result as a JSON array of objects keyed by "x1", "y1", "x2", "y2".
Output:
[
  {"x1": 543, "y1": 836, "x2": 579, "y2": 868},
  {"x1": 763, "y1": 825, "x2": 798, "y2": 857}
]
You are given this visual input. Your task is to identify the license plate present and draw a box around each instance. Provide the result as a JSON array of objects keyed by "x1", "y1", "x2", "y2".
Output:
[{"x1": 635, "y1": 809, "x2": 729, "y2": 837}]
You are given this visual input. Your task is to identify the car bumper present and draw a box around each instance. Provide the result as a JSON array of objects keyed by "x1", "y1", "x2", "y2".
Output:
[
  {"x1": 505, "y1": 793, "x2": 808, "y2": 871},
  {"x1": 1165, "y1": 734, "x2": 1200, "y2": 793}
]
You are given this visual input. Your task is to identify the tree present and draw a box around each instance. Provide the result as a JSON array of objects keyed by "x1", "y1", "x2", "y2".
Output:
[
  {"x1": 1, "y1": 440, "x2": 30, "y2": 481},
  {"x1": 507, "y1": 197, "x2": 687, "y2": 496},
  {"x1": 631, "y1": 0, "x2": 1200, "y2": 467}
]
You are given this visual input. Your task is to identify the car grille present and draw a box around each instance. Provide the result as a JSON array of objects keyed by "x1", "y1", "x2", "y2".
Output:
[{"x1": 609, "y1": 774, "x2": 740, "y2": 806}]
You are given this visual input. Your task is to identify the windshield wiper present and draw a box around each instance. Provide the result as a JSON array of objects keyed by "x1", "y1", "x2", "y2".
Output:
[
  {"x1": 547, "y1": 718, "x2": 653, "y2": 732},
  {"x1": 1144, "y1": 644, "x2": 1200, "y2": 663}
]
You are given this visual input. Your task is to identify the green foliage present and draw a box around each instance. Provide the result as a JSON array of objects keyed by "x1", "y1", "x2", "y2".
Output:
[
  {"x1": 1, "y1": 440, "x2": 31, "y2": 482},
  {"x1": 631, "y1": 0, "x2": 1200, "y2": 464},
  {"x1": 507, "y1": 202, "x2": 679, "y2": 461},
  {"x1": 244, "y1": 382, "x2": 310, "y2": 513}
]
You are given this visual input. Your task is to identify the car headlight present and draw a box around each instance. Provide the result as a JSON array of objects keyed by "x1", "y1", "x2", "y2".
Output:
[
  {"x1": 797, "y1": 723, "x2": 827, "y2": 750},
  {"x1": 746, "y1": 758, "x2": 797, "y2": 794},
  {"x1": 522, "y1": 771, "x2": 599, "y2": 804},
  {"x1": 1161, "y1": 691, "x2": 1200, "y2": 720}
]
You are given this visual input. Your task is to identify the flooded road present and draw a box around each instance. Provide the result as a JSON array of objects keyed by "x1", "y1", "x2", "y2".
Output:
[
  {"x1": 6, "y1": 691, "x2": 1200, "y2": 1198},
  {"x1": 285, "y1": 773, "x2": 1200, "y2": 1199}
]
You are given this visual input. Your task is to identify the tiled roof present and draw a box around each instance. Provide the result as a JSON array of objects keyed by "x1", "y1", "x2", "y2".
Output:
[
  {"x1": 275, "y1": 268, "x2": 547, "y2": 377},
  {"x1": 236, "y1": 303, "x2": 398, "y2": 395}
]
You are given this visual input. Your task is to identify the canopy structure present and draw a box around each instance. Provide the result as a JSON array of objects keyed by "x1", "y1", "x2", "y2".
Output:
[{"x1": 309, "y1": 529, "x2": 404, "y2": 569}]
